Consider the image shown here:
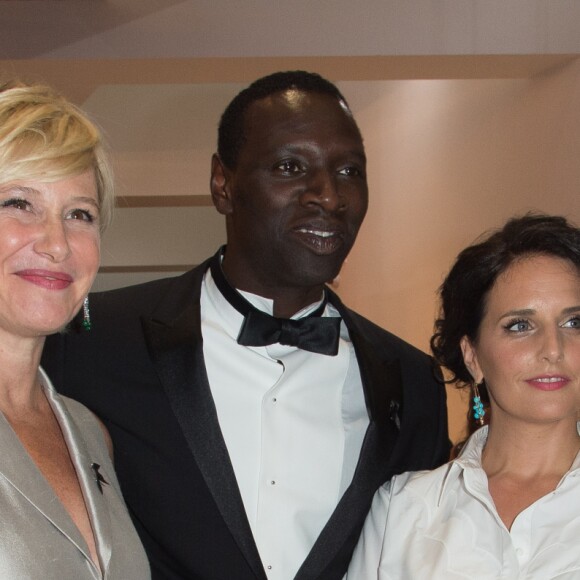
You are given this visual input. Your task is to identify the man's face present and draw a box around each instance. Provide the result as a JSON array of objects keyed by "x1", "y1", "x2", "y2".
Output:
[{"x1": 211, "y1": 90, "x2": 368, "y2": 298}]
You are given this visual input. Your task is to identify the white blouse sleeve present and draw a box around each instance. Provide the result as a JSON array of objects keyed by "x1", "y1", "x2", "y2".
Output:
[{"x1": 345, "y1": 480, "x2": 394, "y2": 579}]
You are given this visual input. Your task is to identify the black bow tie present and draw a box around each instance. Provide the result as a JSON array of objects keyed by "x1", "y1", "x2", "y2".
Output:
[{"x1": 209, "y1": 251, "x2": 341, "y2": 356}]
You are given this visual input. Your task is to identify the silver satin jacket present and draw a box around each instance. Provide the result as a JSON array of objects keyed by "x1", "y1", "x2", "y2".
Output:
[{"x1": 0, "y1": 368, "x2": 150, "y2": 579}]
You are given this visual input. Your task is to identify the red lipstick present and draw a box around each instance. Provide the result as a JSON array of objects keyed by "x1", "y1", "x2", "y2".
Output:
[{"x1": 16, "y1": 269, "x2": 73, "y2": 290}]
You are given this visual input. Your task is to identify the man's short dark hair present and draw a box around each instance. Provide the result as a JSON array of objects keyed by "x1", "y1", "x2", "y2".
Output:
[{"x1": 217, "y1": 70, "x2": 352, "y2": 169}]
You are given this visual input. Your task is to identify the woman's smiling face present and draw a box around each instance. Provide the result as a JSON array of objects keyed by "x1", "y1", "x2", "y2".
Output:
[
  {"x1": 0, "y1": 170, "x2": 100, "y2": 339},
  {"x1": 461, "y1": 254, "x2": 580, "y2": 428}
]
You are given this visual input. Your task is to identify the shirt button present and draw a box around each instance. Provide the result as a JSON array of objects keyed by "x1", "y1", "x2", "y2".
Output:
[
  {"x1": 271, "y1": 480, "x2": 276, "y2": 485},
  {"x1": 267, "y1": 565, "x2": 272, "y2": 570}
]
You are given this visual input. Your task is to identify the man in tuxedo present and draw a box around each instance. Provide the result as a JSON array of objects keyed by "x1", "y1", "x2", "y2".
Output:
[{"x1": 43, "y1": 71, "x2": 450, "y2": 580}]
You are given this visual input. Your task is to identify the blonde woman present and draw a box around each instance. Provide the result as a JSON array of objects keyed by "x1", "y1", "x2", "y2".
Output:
[{"x1": 0, "y1": 81, "x2": 149, "y2": 579}]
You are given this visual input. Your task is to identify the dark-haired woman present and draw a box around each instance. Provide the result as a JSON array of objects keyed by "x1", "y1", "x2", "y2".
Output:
[{"x1": 347, "y1": 214, "x2": 580, "y2": 579}]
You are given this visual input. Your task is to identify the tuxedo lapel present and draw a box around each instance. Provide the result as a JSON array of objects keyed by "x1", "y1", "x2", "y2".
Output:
[
  {"x1": 295, "y1": 292, "x2": 402, "y2": 580},
  {"x1": 141, "y1": 264, "x2": 266, "y2": 580},
  {"x1": 327, "y1": 289, "x2": 403, "y2": 431}
]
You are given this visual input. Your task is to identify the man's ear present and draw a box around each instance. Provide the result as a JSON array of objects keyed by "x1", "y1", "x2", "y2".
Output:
[
  {"x1": 210, "y1": 153, "x2": 234, "y2": 215},
  {"x1": 460, "y1": 335, "x2": 484, "y2": 383}
]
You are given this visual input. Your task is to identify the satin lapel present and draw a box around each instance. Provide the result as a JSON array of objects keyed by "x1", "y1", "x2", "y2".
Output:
[
  {"x1": 295, "y1": 293, "x2": 402, "y2": 580},
  {"x1": 43, "y1": 376, "x2": 113, "y2": 575},
  {"x1": 327, "y1": 289, "x2": 403, "y2": 426},
  {"x1": 141, "y1": 267, "x2": 266, "y2": 580},
  {"x1": 0, "y1": 400, "x2": 98, "y2": 576}
]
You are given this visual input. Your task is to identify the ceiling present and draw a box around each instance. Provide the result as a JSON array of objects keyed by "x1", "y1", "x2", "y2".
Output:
[
  {"x1": 3, "y1": 0, "x2": 579, "y2": 112},
  {"x1": 2, "y1": 0, "x2": 580, "y2": 61}
]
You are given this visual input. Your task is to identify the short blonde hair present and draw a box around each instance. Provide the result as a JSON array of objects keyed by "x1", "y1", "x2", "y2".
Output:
[{"x1": 0, "y1": 80, "x2": 114, "y2": 231}]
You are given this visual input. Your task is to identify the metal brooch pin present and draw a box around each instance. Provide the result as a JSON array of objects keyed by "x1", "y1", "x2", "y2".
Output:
[{"x1": 91, "y1": 463, "x2": 109, "y2": 494}]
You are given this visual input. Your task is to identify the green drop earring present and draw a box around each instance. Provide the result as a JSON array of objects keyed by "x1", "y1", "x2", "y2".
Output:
[{"x1": 82, "y1": 297, "x2": 91, "y2": 331}]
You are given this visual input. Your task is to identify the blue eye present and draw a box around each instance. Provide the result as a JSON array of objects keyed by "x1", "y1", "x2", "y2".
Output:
[
  {"x1": 562, "y1": 316, "x2": 580, "y2": 329},
  {"x1": 505, "y1": 319, "x2": 531, "y2": 332}
]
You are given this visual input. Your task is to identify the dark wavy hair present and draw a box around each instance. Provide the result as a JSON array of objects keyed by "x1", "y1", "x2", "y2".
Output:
[
  {"x1": 431, "y1": 213, "x2": 580, "y2": 389},
  {"x1": 217, "y1": 70, "x2": 353, "y2": 170}
]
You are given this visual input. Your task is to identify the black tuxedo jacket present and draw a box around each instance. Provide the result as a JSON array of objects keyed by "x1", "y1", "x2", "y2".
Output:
[{"x1": 43, "y1": 257, "x2": 450, "y2": 580}]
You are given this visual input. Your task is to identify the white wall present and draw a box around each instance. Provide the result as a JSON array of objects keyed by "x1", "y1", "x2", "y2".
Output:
[{"x1": 337, "y1": 60, "x2": 580, "y2": 442}]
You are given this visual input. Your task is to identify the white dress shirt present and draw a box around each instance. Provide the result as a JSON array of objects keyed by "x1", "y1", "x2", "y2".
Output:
[
  {"x1": 347, "y1": 426, "x2": 580, "y2": 580},
  {"x1": 201, "y1": 269, "x2": 369, "y2": 580}
]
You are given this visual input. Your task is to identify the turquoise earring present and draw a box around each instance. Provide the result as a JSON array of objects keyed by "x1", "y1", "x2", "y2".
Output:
[{"x1": 472, "y1": 381, "x2": 485, "y2": 426}]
